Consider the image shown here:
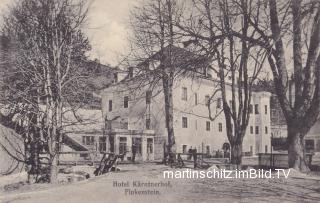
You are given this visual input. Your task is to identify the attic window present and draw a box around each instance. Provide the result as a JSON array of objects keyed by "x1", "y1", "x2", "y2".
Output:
[
  {"x1": 129, "y1": 67, "x2": 133, "y2": 78},
  {"x1": 114, "y1": 73, "x2": 118, "y2": 83},
  {"x1": 146, "y1": 91, "x2": 152, "y2": 104},
  {"x1": 124, "y1": 96, "x2": 129, "y2": 108},
  {"x1": 203, "y1": 67, "x2": 207, "y2": 76}
]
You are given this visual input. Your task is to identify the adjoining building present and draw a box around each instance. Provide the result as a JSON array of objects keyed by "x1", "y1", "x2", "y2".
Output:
[
  {"x1": 60, "y1": 108, "x2": 105, "y2": 162},
  {"x1": 100, "y1": 46, "x2": 272, "y2": 161},
  {"x1": 270, "y1": 94, "x2": 320, "y2": 153}
]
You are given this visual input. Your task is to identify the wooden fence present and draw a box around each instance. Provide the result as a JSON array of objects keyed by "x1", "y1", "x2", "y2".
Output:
[{"x1": 258, "y1": 153, "x2": 313, "y2": 168}]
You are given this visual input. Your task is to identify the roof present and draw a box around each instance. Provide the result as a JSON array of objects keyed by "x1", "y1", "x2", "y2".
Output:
[
  {"x1": 83, "y1": 59, "x2": 119, "y2": 90},
  {"x1": 63, "y1": 134, "x2": 89, "y2": 151},
  {"x1": 139, "y1": 45, "x2": 210, "y2": 74},
  {"x1": 307, "y1": 119, "x2": 320, "y2": 136}
]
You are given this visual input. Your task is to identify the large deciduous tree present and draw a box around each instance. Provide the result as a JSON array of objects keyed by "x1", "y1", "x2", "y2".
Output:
[
  {"x1": 1, "y1": 0, "x2": 91, "y2": 182},
  {"x1": 266, "y1": 0, "x2": 319, "y2": 171},
  {"x1": 130, "y1": 0, "x2": 182, "y2": 163},
  {"x1": 177, "y1": 0, "x2": 266, "y2": 165},
  {"x1": 230, "y1": 0, "x2": 320, "y2": 171}
]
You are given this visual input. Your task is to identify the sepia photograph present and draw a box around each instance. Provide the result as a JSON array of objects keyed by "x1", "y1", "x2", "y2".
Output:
[{"x1": 0, "y1": 0, "x2": 319, "y2": 202}]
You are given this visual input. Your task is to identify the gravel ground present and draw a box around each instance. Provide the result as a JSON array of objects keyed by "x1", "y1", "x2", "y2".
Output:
[{"x1": 1, "y1": 163, "x2": 320, "y2": 203}]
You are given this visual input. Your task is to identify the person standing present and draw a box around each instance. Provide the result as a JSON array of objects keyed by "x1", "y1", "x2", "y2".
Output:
[
  {"x1": 193, "y1": 148, "x2": 197, "y2": 169},
  {"x1": 188, "y1": 146, "x2": 193, "y2": 160},
  {"x1": 132, "y1": 143, "x2": 137, "y2": 163}
]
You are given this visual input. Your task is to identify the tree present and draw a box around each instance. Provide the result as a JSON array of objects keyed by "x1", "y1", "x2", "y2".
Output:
[
  {"x1": 129, "y1": 0, "x2": 208, "y2": 164},
  {"x1": 177, "y1": 0, "x2": 266, "y2": 165},
  {"x1": 1, "y1": 0, "x2": 91, "y2": 182},
  {"x1": 228, "y1": 0, "x2": 319, "y2": 171},
  {"x1": 129, "y1": 0, "x2": 181, "y2": 163}
]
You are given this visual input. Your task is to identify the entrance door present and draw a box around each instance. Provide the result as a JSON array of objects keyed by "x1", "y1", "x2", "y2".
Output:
[
  {"x1": 109, "y1": 136, "x2": 115, "y2": 152},
  {"x1": 119, "y1": 137, "x2": 127, "y2": 155},
  {"x1": 132, "y1": 137, "x2": 142, "y2": 160},
  {"x1": 147, "y1": 138, "x2": 153, "y2": 160}
]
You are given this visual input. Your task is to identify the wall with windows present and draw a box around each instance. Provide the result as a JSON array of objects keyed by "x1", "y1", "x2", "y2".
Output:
[
  {"x1": 171, "y1": 76, "x2": 272, "y2": 155},
  {"x1": 101, "y1": 80, "x2": 167, "y2": 159},
  {"x1": 100, "y1": 73, "x2": 272, "y2": 159}
]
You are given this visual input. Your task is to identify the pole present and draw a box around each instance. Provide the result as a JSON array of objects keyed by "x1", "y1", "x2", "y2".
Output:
[
  {"x1": 201, "y1": 142, "x2": 204, "y2": 166},
  {"x1": 270, "y1": 133, "x2": 273, "y2": 168}
]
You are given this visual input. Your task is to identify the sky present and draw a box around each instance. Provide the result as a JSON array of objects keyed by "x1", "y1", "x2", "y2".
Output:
[{"x1": 0, "y1": 0, "x2": 138, "y2": 66}]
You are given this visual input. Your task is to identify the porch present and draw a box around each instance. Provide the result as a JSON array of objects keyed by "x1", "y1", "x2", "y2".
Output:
[{"x1": 106, "y1": 129, "x2": 155, "y2": 162}]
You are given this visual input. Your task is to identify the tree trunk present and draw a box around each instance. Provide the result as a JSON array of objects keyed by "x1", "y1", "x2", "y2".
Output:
[
  {"x1": 162, "y1": 76, "x2": 175, "y2": 162},
  {"x1": 49, "y1": 152, "x2": 59, "y2": 183},
  {"x1": 230, "y1": 142, "x2": 242, "y2": 166},
  {"x1": 48, "y1": 105, "x2": 59, "y2": 183},
  {"x1": 287, "y1": 126, "x2": 309, "y2": 172}
]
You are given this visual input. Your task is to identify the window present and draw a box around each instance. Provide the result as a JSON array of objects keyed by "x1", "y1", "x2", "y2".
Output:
[
  {"x1": 265, "y1": 145, "x2": 268, "y2": 153},
  {"x1": 132, "y1": 137, "x2": 142, "y2": 154},
  {"x1": 182, "y1": 145, "x2": 187, "y2": 153},
  {"x1": 217, "y1": 98, "x2": 222, "y2": 109},
  {"x1": 218, "y1": 123, "x2": 223, "y2": 132},
  {"x1": 255, "y1": 126, "x2": 259, "y2": 134},
  {"x1": 230, "y1": 124, "x2": 233, "y2": 133},
  {"x1": 265, "y1": 126, "x2": 268, "y2": 134},
  {"x1": 265, "y1": 105, "x2": 268, "y2": 115},
  {"x1": 250, "y1": 126, "x2": 253, "y2": 134},
  {"x1": 124, "y1": 96, "x2": 129, "y2": 108},
  {"x1": 182, "y1": 87, "x2": 187, "y2": 101},
  {"x1": 195, "y1": 120, "x2": 198, "y2": 130},
  {"x1": 203, "y1": 66, "x2": 207, "y2": 76},
  {"x1": 255, "y1": 104, "x2": 259, "y2": 114},
  {"x1": 206, "y1": 121, "x2": 211, "y2": 131},
  {"x1": 99, "y1": 137, "x2": 106, "y2": 152},
  {"x1": 146, "y1": 91, "x2": 152, "y2": 104},
  {"x1": 182, "y1": 117, "x2": 188, "y2": 128},
  {"x1": 113, "y1": 73, "x2": 118, "y2": 82},
  {"x1": 128, "y1": 67, "x2": 134, "y2": 78},
  {"x1": 108, "y1": 100, "x2": 112, "y2": 112},
  {"x1": 146, "y1": 118, "x2": 151, "y2": 130},
  {"x1": 109, "y1": 137, "x2": 115, "y2": 152},
  {"x1": 249, "y1": 104, "x2": 253, "y2": 114},
  {"x1": 119, "y1": 137, "x2": 127, "y2": 155},
  {"x1": 305, "y1": 139, "x2": 315, "y2": 151},
  {"x1": 195, "y1": 93, "x2": 198, "y2": 105},
  {"x1": 205, "y1": 95, "x2": 210, "y2": 106},
  {"x1": 250, "y1": 146, "x2": 253, "y2": 154},
  {"x1": 82, "y1": 136, "x2": 95, "y2": 145}
]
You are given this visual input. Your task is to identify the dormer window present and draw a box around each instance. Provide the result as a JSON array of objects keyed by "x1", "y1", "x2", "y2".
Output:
[
  {"x1": 114, "y1": 73, "x2": 118, "y2": 83},
  {"x1": 124, "y1": 96, "x2": 129, "y2": 108},
  {"x1": 203, "y1": 67, "x2": 207, "y2": 76},
  {"x1": 128, "y1": 67, "x2": 134, "y2": 78},
  {"x1": 146, "y1": 91, "x2": 152, "y2": 104}
]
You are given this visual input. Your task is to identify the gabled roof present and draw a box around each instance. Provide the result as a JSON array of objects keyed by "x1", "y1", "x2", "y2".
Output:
[{"x1": 139, "y1": 45, "x2": 211, "y2": 74}]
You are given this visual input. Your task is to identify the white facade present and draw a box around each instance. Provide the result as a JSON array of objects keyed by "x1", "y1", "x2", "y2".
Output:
[{"x1": 101, "y1": 73, "x2": 272, "y2": 160}]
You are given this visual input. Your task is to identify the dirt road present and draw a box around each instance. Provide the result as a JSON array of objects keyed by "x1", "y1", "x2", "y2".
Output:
[{"x1": 1, "y1": 164, "x2": 320, "y2": 203}]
